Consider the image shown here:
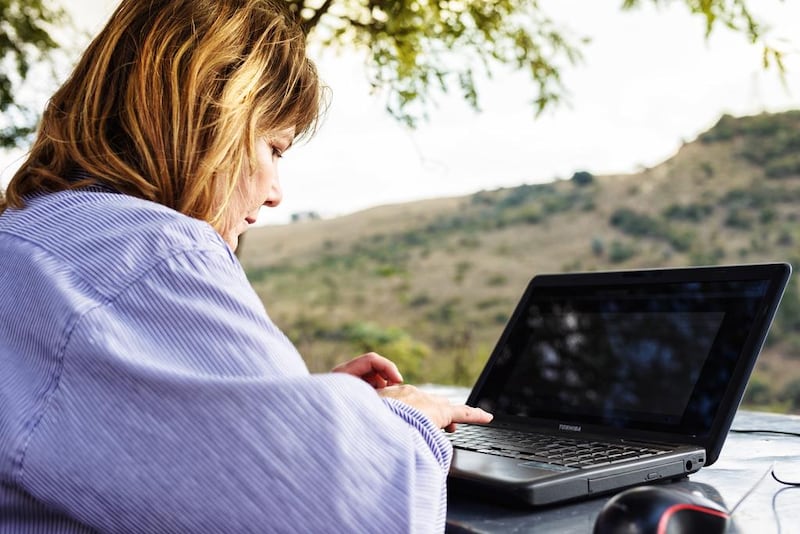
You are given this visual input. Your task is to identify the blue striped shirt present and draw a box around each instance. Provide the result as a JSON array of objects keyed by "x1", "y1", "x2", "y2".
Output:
[{"x1": 0, "y1": 187, "x2": 452, "y2": 532}]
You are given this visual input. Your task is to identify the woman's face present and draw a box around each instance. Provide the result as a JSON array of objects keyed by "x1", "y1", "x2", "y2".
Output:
[{"x1": 219, "y1": 127, "x2": 294, "y2": 250}]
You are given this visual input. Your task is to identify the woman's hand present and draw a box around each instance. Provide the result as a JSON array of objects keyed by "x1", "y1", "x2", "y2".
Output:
[
  {"x1": 378, "y1": 384, "x2": 493, "y2": 432},
  {"x1": 331, "y1": 352, "x2": 403, "y2": 389}
]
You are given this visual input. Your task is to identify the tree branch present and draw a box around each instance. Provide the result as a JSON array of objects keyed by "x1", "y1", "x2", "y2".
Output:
[{"x1": 301, "y1": 0, "x2": 336, "y2": 36}]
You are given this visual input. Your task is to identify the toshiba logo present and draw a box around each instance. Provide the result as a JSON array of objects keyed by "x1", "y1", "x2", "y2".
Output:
[{"x1": 559, "y1": 424, "x2": 581, "y2": 432}]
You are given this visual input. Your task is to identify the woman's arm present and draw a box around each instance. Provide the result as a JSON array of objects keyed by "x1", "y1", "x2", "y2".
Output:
[{"x1": 17, "y1": 248, "x2": 458, "y2": 532}]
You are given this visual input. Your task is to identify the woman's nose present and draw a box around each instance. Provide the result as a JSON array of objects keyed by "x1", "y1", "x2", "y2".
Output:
[{"x1": 264, "y1": 176, "x2": 282, "y2": 207}]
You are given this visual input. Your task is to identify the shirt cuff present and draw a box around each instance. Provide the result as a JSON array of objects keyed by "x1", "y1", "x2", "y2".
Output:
[{"x1": 382, "y1": 397, "x2": 453, "y2": 470}]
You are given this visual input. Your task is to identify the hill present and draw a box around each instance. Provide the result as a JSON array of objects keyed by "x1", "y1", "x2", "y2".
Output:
[{"x1": 240, "y1": 110, "x2": 800, "y2": 413}]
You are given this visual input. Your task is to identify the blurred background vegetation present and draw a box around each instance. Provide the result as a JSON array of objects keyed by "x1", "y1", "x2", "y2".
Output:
[{"x1": 241, "y1": 110, "x2": 800, "y2": 414}]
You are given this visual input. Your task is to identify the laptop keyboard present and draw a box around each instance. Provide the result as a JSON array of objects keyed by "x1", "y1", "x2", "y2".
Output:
[{"x1": 449, "y1": 424, "x2": 670, "y2": 468}]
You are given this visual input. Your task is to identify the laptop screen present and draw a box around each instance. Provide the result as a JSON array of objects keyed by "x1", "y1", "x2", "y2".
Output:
[{"x1": 470, "y1": 269, "x2": 783, "y2": 439}]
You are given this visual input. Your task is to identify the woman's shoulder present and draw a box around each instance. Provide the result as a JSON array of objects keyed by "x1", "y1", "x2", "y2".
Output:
[
  {"x1": 22, "y1": 187, "x2": 222, "y2": 249},
  {"x1": 2, "y1": 188, "x2": 235, "y2": 297}
]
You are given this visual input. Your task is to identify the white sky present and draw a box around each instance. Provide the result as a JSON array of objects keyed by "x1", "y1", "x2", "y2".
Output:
[{"x1": 2, "y1": 0, "x2": 799, "y2": 224}]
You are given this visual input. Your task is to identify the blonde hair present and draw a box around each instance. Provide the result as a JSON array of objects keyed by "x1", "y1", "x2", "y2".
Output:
[{"x1": 1, "y1": 0, "x2": 322, "y2": 228}]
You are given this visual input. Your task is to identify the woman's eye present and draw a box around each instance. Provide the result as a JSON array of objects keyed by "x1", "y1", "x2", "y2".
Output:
[{"x1": 271, "y1": 146, "x2": 283, "y2": 158}]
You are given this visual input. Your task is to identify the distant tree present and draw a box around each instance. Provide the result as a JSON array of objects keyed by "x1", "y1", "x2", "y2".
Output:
[
  {"x1": 571, "y1": 171, "x2": 594, "y2": 186},
  {"x1": 0, "y1": 0, "x2": 787, "y2": 146},
  {"x1": 290, "y1": 210, "x2": 322, "y2": 223}
]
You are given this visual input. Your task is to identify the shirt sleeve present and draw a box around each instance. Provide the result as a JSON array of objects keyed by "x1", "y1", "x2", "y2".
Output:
[{"x1": 18, "y1": 247, "x2": 453, "y2": 533}]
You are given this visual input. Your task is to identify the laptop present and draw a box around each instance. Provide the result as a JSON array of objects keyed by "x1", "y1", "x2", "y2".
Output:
[{"x1": 447, "y1": 262, "x2": 791, "y2": 506}]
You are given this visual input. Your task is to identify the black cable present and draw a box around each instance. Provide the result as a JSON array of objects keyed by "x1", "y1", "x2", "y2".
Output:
[
  {"x1": 771, "y1": 466, "x2": 800, "y2": 534},
  {"x1": 772, "y1": 469, "x2": 800, "y2": 487},
  {"x1": 729, "y1": 429, "x2": 800, "y2": 438},
  {"x1": 728, "y1": 427, "x2": 800, "y2": 483},
  {"x1": 772, "y1": 486, "x2": 799, "y2": 534}
]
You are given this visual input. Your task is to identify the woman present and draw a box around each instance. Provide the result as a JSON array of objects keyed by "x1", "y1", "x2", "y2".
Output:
[{"x1": 0, "y1": 0, "x2": 492, "y2": 531}]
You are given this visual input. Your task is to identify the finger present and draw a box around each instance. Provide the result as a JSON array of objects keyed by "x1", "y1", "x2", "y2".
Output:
[
  {"x1": 363, "y1": 370, "x2": 388, "y2": 389},
  {"x1": 331, "y1": 353, "x2": 373, "y2": 375},
  {"x1": 343, "y1": 353, "x2": 403, "y2": 384},
  {"x1": 363, "y1": 353, "x2": 404, "y2": 384},
  {"x1": 450, "y1": 405, "x2": 493, "y2": 425}
]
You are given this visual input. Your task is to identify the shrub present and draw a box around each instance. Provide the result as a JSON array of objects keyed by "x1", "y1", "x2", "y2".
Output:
[
  {"x1": 409, "y1": 294, "x2": 432, "y2": 307},
  {"x1": 780, "y1": 378, "x2": 800, "y2": 412},
  {"x1": 777, "y1": 230, "x2": 794, "y2": 247},
  {"x1": 760, "y1": 208, "x2": 777, "y2": 224},
  {"x1": 497, "y1": 183, "x2": 554, "y2": 209},
  {"x1": 471, "y1": 190, "x2": 497, "y2": 206},
  {"x1": 765, "y1": 154, "x2": 800, "y2": 179},
  {"x1": 743, "y1": 376, "x2": 773, "y2": 406},
  {"x1": 342, "y1": 322, "x2": 431, "y2": 383},
  {"x1": 699, "y1": 161, "x2": 715, "y2": 178},
  {"x1": 486, "y1": 274, "x2": 508, "y2": 287},
  {"x1": 689, "y1": 246, "x2": 726, "y2": 266},
  {"x1": 609, "y1": 208, "x2": 663, "y2": 237},
  {"x1": 771, "y1": 276, "x2": 800, "y2": 338},
  {"x1": 571, "y1": 171, "x2": 594, "y2": 186},
  {"x1": 662, "y1": 203, "x2": 714, "y2": 222},
  {"x1": 458, "y1": 235, "x2": 481, "y2": 248},
  {"x1": 476, "y1": 297, "x2": 507, "y2": 310},
  {"x1": 666, "y1": 229, "x2": 695, "y2": 252},
  {"x1": 453, "y1": 261, "x2": 472, "y2": 284},
  {"x1": 608, "y1": 240, "x2": 637, "y2": 263},
  {"x1": 610, "y1": 208, "x2": 692, "y2": 252},
  {"x1": 376, "y1": 264, "x2": 403, "y2": 277},
  {"x1": 724, "y1": 209, "x2": 754, "y2": 230},
  {"x1": 591, "y1": 237, "x2": 604, "y2": 257},
  {"x1": 426, "y1": 299, "x2": 462, "y2": 324},
  {"x1": 738, "y1": 116, "x2": 800, "y2": 166},
  {"x1": 699, "y1": 114, "x2": 737, "y2": 143},
  {"x1": 493, "y1": 312, "x2": 509, "y2": 325},
  {"x1": 510, "y1": 205, "x2": 543, "y2": 224}
]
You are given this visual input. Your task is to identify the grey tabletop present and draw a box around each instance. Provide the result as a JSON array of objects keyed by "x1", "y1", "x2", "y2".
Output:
[{"x1": 445, "y1": 410, "x2": 800, "y2": 533}]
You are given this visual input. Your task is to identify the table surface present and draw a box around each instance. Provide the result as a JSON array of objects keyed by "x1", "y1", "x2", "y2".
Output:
[{"x1": 425, "y1": 387, "x2": 800, "y2": 534}]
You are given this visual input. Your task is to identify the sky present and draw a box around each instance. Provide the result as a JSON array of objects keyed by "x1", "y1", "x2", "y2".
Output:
[{"x1": 2, "y1": 0, "x2": 799, "y2": 225}]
